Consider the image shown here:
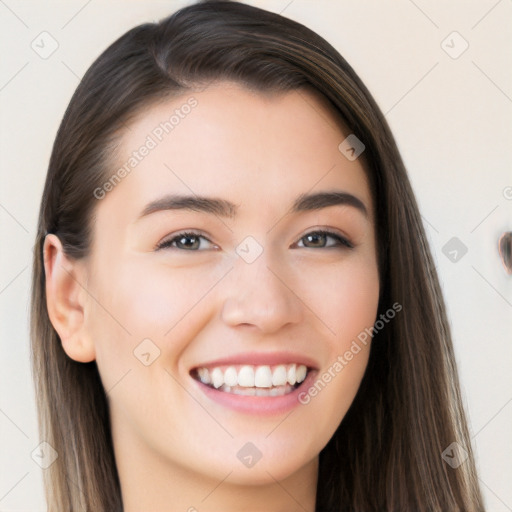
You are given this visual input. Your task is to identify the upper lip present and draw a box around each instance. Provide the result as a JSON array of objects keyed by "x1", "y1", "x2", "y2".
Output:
[{"x1": 190, "y1": 351, "x2": 320, "y2": 371}]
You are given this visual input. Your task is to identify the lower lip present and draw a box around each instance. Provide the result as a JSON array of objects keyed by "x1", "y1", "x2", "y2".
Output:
[{"x1": 192, "y1": 370, "x2": 318, "y2": 416}]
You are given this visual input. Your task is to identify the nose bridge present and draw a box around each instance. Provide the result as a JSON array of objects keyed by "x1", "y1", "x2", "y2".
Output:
[{"x1": 220, "y1": 240, "x2": 302, "y2": 332}]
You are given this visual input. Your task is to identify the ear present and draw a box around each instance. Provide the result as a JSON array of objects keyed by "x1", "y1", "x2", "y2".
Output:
[{"x1": 43, "y1": 234, "x2": 96, "y2": 363}]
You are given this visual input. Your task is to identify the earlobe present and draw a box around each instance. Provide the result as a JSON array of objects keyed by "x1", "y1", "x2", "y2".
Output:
[{"x1": 43, "y1": 234, "x2": 96, "y2": 363}]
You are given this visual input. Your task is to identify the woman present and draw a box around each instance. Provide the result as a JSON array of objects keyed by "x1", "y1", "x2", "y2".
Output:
[{"x1": 31, "y1": 1, "x2": 485, "y2": 510}]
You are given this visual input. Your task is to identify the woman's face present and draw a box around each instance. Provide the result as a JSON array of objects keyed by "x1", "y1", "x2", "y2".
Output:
[{"x1": 76, "y1": 82, "x2": 379, "y2": 488}]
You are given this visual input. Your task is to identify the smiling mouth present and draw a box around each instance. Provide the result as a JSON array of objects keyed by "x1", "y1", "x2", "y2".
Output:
[{"x1": 191, "y1": 363, "x2": 309, "y2": 397}]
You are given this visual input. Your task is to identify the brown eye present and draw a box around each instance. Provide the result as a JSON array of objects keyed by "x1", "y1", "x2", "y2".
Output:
[
  {"x1": 296, "y1": 230, "x2": 353, "y2": 249},
  {"x1": 156, "y1": 231, "x2": 214, "y2": 251}
]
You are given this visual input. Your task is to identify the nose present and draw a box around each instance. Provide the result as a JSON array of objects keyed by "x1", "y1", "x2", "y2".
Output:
[{"x1": 221, "y1": 250, "x2": 303, "y2": 334}]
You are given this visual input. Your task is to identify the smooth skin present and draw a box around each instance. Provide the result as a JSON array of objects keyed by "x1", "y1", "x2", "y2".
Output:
[{"x1": 44, "y1": 82, "x2": 380, "y2": 512}]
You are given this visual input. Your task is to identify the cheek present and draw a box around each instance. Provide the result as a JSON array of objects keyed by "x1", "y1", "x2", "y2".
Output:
[
  {"x1": 290, "y1": 251, "x2": 379, "y2": 420},
  {"x1": 87, "y1": 257, "x2": 225, "y2": 366},
  {"x1": 293, "y1": 252, "x2": 380, "y2": 347},
  {"x1": 84, "y1": 258, "x2": 220, "y2": 427},
  {"x1": 295, "y1": 263, "x2": 378, "y2": 438},
  {"x1": 336, "y1": 265, "x2": 380, "y2": 341}
]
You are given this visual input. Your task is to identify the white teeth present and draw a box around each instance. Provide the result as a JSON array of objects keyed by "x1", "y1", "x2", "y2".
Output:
[
  {"x1": 287, "y1": 365, "x2": 297, "y2": 385},
  {"x1": 232, "y1": 386, "x2": 256, "y2": 396},
  {"x1": 197, "y1": 367, "x2": 211, "y2": 385},
  {"x1": 233, "y1": 385, "x2": 292, "y2": 396},
  {"x1": 211, "y1": 367, "x2": 224, "y2": 389},
  {"x1": 194, "y1": 363, "x2": 309, "y2": 392},
  {"x1": 296, "y1": 364, "x2": 307, "y2": 383},
  {"x1": 254, "y1": 366, "x2": 272, "y2": 388},
  {"x1": 224, "y1": 366, "x2": 238, "y2": 387},
  {"x1": 238, "y1": 365, "x2": 255, "y2": 387},
  {"x1": 272, "y1": 365, "x2": 287, "y2": 386}
]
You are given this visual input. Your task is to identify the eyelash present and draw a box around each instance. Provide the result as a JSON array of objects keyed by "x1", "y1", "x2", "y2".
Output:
[{"x1": 155, "y1": 229, "x2": 354, "y2": 251}]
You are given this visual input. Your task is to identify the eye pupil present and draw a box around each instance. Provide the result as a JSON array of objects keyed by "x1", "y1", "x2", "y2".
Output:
[{"x1": 179, "y1": 235, "x2": 199, "y2": 249}]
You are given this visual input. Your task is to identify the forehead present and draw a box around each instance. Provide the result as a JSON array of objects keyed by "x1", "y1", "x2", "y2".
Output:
[{"x1": 101, "y1": 81, "x2": 373, "y2": 224}]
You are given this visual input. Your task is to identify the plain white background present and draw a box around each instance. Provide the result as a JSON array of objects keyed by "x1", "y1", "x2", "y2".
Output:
[{"x1": 1, "y1": 1, "x2": 511, "y2": 510}]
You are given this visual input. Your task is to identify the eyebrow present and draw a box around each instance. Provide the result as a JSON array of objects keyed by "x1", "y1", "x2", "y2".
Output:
[{"x1": 138, "y1": 190, "x2": 368, "y2": 220}]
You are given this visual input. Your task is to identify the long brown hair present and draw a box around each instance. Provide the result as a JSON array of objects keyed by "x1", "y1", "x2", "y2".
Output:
[{"x1": 30, "y1": 1, "x2": 485, "y2": 510}]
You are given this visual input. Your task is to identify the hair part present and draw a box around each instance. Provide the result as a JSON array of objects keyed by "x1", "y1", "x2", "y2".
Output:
[{"x1": 31, "y1": 1, "x2": 484, "y2": 510}]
